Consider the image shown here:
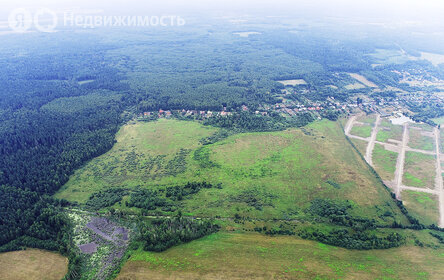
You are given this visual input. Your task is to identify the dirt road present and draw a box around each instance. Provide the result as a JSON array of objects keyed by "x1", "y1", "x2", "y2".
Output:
[
  {"x1": 365, "y1": 114, "x2": 381, "y2": 166},
  {"x1": 394, "y1": 123, "x2": 409, "y2": 200},
  {"x1": 434, "y1": 127, "x2": 444, "y2": 227}
]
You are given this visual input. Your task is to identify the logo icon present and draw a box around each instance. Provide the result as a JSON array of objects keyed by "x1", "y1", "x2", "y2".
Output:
[
  {"x1": 8, "y1": 8, "x2": 33, "y2": 32},
  {"x1": 34, "y1": 8, "x2": 58, "y2": 32}
]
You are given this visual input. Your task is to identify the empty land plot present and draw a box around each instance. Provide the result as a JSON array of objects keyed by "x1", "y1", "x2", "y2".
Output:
[
  {"x1": 441, "y1": 128, "x2": 444, "y2": 151},
  {"x1": 349, "y1": 73, "x2": 378, "y2": 87},
  {"x1": 368, "y1": 49, "x2": 412, "y2": 65},
  {"x1": 350, "y1": 123, "x2": 372, "y2": 138},
  {"x1": 55, "y1": 119, "x2": 218, "y2": 202},
  {"x1": 372, "y1": 143, "x2": 398, "y2": 181},
  {"x1": 432, "y1": 116, "x2": 444, "y2": 125},
  {"x1": 420, "y1": 52, "x2": 444, "y2": 66},
  {"x1": 408, "y1": 128, "x2": 435, "y2": 151},
  {"x1": 376, "y1": 119, "x2": 403, "y2": 143},
  {"x1": 402, "y1": 190, "x2": 439, "y2": 226},
  {"x1": 403, "y1": 152, "x2": 436, "y2": 189},
  {"x1": 345, "y1": 83, "x2": 366, "y2": 90},
  {"x1": 0, "y1": 249, "x2": 68, "y2": 280},
  {"x1": 356, "y1": 114, "x2": 377, "y2": 125},
  {"x1": 55, "y1": 119, "x2": 405, "y2": 224},
  {"x1": 277, "y1": 79, "x2": 307, "y2": 86},
  {"x1": 410, "y1": 123, "x2": 434, "y2": 132},
  {"x1": 233, "y1": 32, "x2": 261, "y2": 37},
  {"x1": 117, "y1": 232, "x2": 444, "y2": 280}
]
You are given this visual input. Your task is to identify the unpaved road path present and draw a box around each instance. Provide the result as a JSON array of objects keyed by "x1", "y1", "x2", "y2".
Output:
[
  {"x1": 394, "y1": 123, "x2": 409, "y2": 200},
  {"x1": 434, "y1": 127, "x2": 444, "y2": 227},
  {"x1": 365, "y1": 114, "x2": 381, "y2": 166},
  {"x1": 400, "y1": 185, "x2": 438, "y2": 195},
  {"x1": 344, "y1": 115, "x2": 356, "y2": 135}
]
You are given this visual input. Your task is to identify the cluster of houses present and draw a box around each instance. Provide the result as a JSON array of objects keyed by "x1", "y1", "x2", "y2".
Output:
[{"x1": 140, "y1": 108, "x2": 235, "y2": 119}]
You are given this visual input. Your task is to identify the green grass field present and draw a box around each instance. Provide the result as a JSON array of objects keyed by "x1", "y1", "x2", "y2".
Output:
[
  {"x1": 350, "y1": 124, "x2": 372, "y2": 138},
  {"x1": 372, "y1": 143, "x2": 398, "y2": 181},
  {"x1": 408, "y1": 128, "x2": 435, "y2": 151},
  {"x1": 117, "y1": 232, "x2": 444, "y2": 280},
  {"x1": 402, "y1": 191, "x2": 439, "y2": 226},
  {"x1": 356, "y1": 114, "x2": 376, "y2": 125},
  {"x1": 56, "y1": 119, "x2": 405, "y2": 224},
  {"x1": 403, "y1": 152, "x2": 436, "y2": 189},
  {"x1": 376, "y1": 119, "x2": 403, "y2": 143},
  {"x1": 432, "y1": 116, "x2": 444, "y2": 125},
  {"x1": 350, "y1": 138, "x2": 368, "y2": 156}
]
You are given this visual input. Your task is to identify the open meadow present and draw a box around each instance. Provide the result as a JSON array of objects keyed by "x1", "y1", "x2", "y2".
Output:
[
  {"x1": 56, "y1": 119, "x2": 406, "y2": 224},
  {"x1": 0, "y1": 249, "x2": 68, "y2": 280},
  {"x1": 117, "y1": 232, "x2": 444, "y2": 280}
]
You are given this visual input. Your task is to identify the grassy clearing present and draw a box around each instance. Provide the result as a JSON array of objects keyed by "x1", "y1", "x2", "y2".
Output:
[
  {"x1": 117, "y1": 232, "x2": 444, "y2": 280},
  {"x1": 350, "y1": 138, "x2": 369, "y2": 156},
  {"x1": 56, "y1": 119, "x2": 405, "y2": 224},
  {"x1": 350, "y1": 124, "x2": 372, "y2": 138},
  {"x1": 432, "y1": 116, "x2": 444, "y2": 125},
  {"x1": 0, "y1": 249, "x2": 68, "y2": 280},
  {"x1": 55, "y1": 119, "x2": 217, "y2": 203},
  {"x1": 356, "y1": 114, "x2": 377, "y2": 125},
  {"x1": 372, "y1": 143, "x2": 398, "y2": 181},
  {"x1": 376, "y1": 119, "x2": 403, "y2": 143},
  {"x1": 403, "y1": 152, "x2": 436, "y2": 189},
  {"x1": 402, "y1": 191, "x2": 439, "y2": 226},
  {"x1": 408, "y1": 128, "x2": 435, "y2": 151}
]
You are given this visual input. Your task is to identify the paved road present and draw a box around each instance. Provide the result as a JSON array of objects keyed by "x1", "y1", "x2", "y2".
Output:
[
  {"x1": 365, "y1": 114, "x2": 381, "y2": 167},
  {"x1": 434, "y1": 127, "x2": 444, "y2": 227},
  {"x1": 394, "y1": 123, "x2": 409, "y2": 200}
]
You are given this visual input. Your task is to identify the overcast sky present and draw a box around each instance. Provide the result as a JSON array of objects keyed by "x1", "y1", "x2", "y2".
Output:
[{"x1": 2, "y1": 0, "x2": 444, "y2": 20}]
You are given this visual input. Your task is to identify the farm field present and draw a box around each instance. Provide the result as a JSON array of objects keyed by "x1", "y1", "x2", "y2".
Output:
[
  {"x1": 402, "y1": 191, "x2": 440, "y2": 226},
  {"x1": 372, "y1": 143, "x2": 398, "y2": 181},
  {"x1": 117, "y1": 232, "x2": 444, "y2": 280},
  {"x1": 55, "y1": 119, "x2": 405, "y2": 224},
  {"x1": 403, "y1": 152, "x2": 436, "y2": 189},
  {"x1": 0, "y1": 249, "x2": 68, "y2": 280},
  {"x1": 277, "y1": 79, "x2": 307, "y2": 86},
  {"x1": 348, "y1": 73, "x2": 378, "y2": 88}
]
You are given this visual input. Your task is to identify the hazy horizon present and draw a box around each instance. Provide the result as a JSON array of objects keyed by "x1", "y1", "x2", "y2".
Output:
[{"x1": 2, "y1": 0, "x2": 444, "y2": 23}]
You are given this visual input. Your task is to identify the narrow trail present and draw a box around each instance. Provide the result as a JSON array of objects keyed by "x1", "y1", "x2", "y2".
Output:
[
  {"x1": 434, "y1": 127, "x2": 444, "y2": 228},
  {"x1": 344, "y1": 115, "x2": 356, "y2": 135},
  {"x1": 400, "y1": 185, "x2": 438, "y2": 195},
  {"x1": 394, "y1": 123, "x2": 409, "y2": 200},
  {"x1": 365, "y1": 114, "x2": 381, "y2": 167}
]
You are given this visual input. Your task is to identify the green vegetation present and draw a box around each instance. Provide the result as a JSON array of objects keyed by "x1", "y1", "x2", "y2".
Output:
[
  {"x1": 351, "y1": 138, "x2": 369, "y2": 156},
  {"x1": 56, "y1": 119, "x2": 406, "y2": 226},
  {"x1": 372, "y1": 144, "x2": 398, "y2": 181},
  {"x1": 136, "y1": 216, "x2": 220, "y2": 252},
  {"x1": 86, "y1": 188, "x2": 127, "y2": 211},
  {"x1": 117, "y1": 232, "x2": 444, "y2": 280},
  {"x1": 350, "y1": 124, "x2": 372, "y2": 138},
  {"x1": 408, "y1": 128, "x2": 435, "y2": 151},
  {"x1": 403, "y1": 152, "x2": 436, "y2": 189},
  {"x1": 376, "y1": 119, "x2": 403, "y2": 143},
  {"x1": 402, "y1": 191, "x2": 439, "y2": 226}
]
